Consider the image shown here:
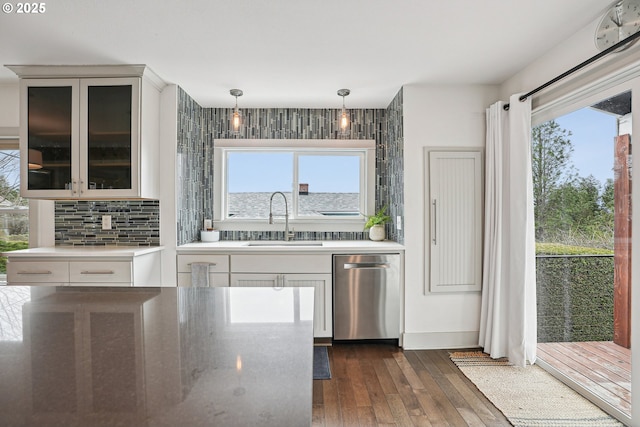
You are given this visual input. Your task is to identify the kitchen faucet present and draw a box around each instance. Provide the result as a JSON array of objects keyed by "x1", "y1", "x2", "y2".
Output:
[{"x1": 269, "y1": 191, "x2": 294, "y2": 241}]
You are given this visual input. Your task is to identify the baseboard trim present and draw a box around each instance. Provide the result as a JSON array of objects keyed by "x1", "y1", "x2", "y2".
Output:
[{"x1": 401, "y1": 331, "x2": 480, "y2": 350}]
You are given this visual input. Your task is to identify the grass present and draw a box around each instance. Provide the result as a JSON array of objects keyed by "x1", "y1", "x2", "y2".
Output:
[{"x1": 536, "y1": 242, "x2": 614, "y2": 256}]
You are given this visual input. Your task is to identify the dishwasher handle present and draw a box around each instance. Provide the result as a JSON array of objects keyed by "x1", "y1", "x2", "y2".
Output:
[{"x1": 343, "y1": 262, "x2": 390, "y2": 270}]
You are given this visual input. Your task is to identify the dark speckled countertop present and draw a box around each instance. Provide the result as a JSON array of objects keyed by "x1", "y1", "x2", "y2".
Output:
[{"x1": 0, "y1": 286, "x2": 314, "y2": 427}]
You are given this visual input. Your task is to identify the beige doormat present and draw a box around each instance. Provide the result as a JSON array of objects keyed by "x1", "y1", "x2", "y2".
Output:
[{"x1": 450, "y1": 351, "x2": 624, "y2": 427}]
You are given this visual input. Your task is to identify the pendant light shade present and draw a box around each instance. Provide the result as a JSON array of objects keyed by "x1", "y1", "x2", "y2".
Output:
[
  {"x1": 28, "y1": 148, "x2": 43, "y2": 170},
  {"x1": 230, "y1": 89, "x2": 243, "y2": 134},
  {"x1": 337, "y1": 89, "x2": 350, "y2": 136}
]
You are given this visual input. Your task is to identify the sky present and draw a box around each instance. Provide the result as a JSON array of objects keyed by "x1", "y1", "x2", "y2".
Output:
[
  {"x1": 554, "y1": 107, "x2": 618, "y2": 185},
  {"x1": 227, "y1": 152, "x2": 360, "y2": 193}
]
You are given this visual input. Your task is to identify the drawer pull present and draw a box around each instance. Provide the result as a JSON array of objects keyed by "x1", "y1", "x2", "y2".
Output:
[
  {"x1": 187, "y1": 263, "x2": 217, "y2": 266},
  {"x1": 81, "y1": 270, "x2": 115, "y2": 275},
  {"x1": 17, "y1": 270, "x2": 52, "y2": 275}
]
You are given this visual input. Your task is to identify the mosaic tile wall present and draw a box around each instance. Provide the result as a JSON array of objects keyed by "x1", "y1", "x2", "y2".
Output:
[
  {"x1": 54, "y1": 200, "x2": 160, "y2": 246},
  {"x1": 206, "y1": 107, "x2": 386, "y2": 242},
  {"x1": 384, "y1": 88, "x2": 404, "y2": 244},
  {"x1": 177, "y1": 87, "x2": 206, "y2": 246}
]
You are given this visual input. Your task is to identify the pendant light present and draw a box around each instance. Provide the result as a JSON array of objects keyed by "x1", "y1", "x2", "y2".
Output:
[
  {"x1": 337, "y1": 89, "x2": 350, "y2": 136},
  {"x1": 28, "y1": 148, "x2": 43, "y2": 170},
  {"x1": 230, "y1": 89, "x2": 243, "y2": 134}
]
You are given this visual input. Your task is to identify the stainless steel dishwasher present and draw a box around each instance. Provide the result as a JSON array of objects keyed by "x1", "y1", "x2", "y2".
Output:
[{"x1": 333, "y1": 254, "x2": 400, "y2": 340}]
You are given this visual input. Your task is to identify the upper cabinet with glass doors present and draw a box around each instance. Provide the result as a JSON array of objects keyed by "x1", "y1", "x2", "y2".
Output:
[{"x1": 8, "y1": 65, "x2": 164, "y2": 199}]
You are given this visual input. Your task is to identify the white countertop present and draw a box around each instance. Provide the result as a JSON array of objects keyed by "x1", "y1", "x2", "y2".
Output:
[
  {"x1": 2, "y1": 245, "x2": 164, "y2": 258},
  {"x1": 177, "y1": 240, "x2": 404, "y2": 253}
]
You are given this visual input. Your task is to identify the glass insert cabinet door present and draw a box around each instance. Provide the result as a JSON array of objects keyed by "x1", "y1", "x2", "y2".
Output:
[
  {"x1": 21, "y1": 77, "x2": 140, "y2": 198},
  {"x1": 24, "y1": 80, "x2": 78, "y2": 194}
]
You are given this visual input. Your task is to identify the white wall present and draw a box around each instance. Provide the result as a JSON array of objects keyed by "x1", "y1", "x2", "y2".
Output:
[
  {"x1": 0, "y1": 83, "x2": 19, "y2": 127},
  {"x1": 159, "y1": 85, "x2": 178, "y2": 285},
  {"x1": 401, "y1": 84, "x2": 499, "y2": 349}
]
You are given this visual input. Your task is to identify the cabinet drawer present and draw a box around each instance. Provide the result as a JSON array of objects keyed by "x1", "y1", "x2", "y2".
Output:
[
  {"x1": 231, "y1": 254, "x2": 332, "y2": 273},
  {"x1": 177, "y1": 273, "x2": 229, "y2": 287},
  {"x1": 8, "y1": 261, "x2": 69, "y2": 283},
  {"x1": 177, "y1": 255, "x2": 230, "y2": 273},
  {"x1": 69, "y1": 261, "x2": 132, "y2": 283}
]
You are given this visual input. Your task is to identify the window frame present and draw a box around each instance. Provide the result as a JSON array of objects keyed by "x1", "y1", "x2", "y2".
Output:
[{"x1": 213, "y1": 139, "x2": 375, "y2": 232}]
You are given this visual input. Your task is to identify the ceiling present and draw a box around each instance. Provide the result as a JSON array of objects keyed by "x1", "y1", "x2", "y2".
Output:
[{"x1": 0, "y1": 0, "x2": 614, "y2": 108}]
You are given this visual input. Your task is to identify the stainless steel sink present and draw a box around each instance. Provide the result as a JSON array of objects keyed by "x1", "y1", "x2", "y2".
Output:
[{"x1": 245, "y1": 241, "x2": 323, "y2": 247}]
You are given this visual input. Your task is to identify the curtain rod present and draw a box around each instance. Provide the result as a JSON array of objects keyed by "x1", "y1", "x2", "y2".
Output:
[{"x1": 503, "y1": 30, "x2": 640, "y2": 111}]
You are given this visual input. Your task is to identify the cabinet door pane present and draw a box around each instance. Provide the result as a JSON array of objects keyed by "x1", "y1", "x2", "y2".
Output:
[
  {"x1": 27, "y1": 86, "x2": 72, "y2": 190},
  {"x1": 87, "y1": 85, "x2": 132, "y2": 190}
]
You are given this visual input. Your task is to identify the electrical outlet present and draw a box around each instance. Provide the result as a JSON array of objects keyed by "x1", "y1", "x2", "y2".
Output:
[
  {"x1": 396, "y1": 216, "x2": 402, "y2": 230},
  {"x1": 102, "y1": 215, "x2": 112, "y2": 230}
]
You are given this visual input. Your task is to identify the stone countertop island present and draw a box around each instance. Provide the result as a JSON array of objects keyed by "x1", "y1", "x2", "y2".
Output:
[{"x1": 0, "y1": 286, "x2": 314, "y2": 427}]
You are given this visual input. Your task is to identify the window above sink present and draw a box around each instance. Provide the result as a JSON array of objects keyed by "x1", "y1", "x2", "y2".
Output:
[{"x1": 213, "y1": 139, "x2": 375, "y2": 232}]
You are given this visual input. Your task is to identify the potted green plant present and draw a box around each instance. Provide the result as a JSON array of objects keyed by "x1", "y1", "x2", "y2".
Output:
[{"x1": 364, "y1": 205, "x2": 391, "y2": 241}]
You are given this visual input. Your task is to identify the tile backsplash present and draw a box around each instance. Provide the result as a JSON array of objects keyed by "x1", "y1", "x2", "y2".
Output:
[
  {"x1": 55, "y1": 200, "x2": 160, "y2": 246},
  {"x1": 175, "y1": 86, "x2": 405, "y2": 245}
]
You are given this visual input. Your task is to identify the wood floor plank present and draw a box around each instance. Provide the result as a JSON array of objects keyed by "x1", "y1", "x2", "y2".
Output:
[
  {"x1": 384, "y1": 357, "x2": 427, "y2": 416},
  {"x1": 410, "y1": 414, "x2": 434, "y2": 427},
  {"x1": 313, "y1": 380, "x2": 324, "y2": 405},
  {"x1": 386, "y1": 393, "x2": 416, "y2": 427},
  {"x1": 393, "y1": 351, "x2": 426, "y2": 390},
  {"x1": 331, "y1": 344, "x2": 349, "y2": 379},
  {"x1": 312, "y1": 403, "x2": 325, "y2": 426},
  {"x1": 413, "y1": 351, "x2": 475, "y2": 426},
  {"x1": 445, "y1": 372, "x2": 500, "y2": 424},
  {"x1": 357, "y1": 405, "x2": 377, "y2": 427},
  {"x1": 337, "y1": 377, "x2": 360, "y2": 426},
  {"x1": 345, "y1": 356, "x2": 372, "y2": 407},
  {"x1": 541, "y1": 344, "x2": 630, "y2": 397},
  {"x1": 457, "y1": 406, "x2": 488, "y2": 427},
  {"x1": 373, "y1": 356, "x2": 400, "y2": 395},
  {"x1": 322, "y1": 374, "x2": 343, "y2": 426},
  {"x1": 563, "y1": 342, "x2": 630, "y2": 386},
  {"x1": 313, "y1": 344, "x2": 513, "y2": 427},
  {"x1": 360, "y1": 356, "x2": 396, "y2": 424},
  {"x1": 536, "y1": 343, "x2": 631, "y2": 411}
]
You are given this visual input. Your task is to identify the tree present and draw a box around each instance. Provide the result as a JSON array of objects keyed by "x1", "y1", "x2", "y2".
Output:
[
  {"x1": 531, "y1": 120, "x2": 575, "y2": 240},
  {"x1": 0, "y1": 150, "x2": 27, "y2": 207}
]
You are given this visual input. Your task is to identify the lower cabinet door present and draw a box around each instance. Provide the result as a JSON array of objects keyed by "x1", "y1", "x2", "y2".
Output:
[
  {"x1": 284, "y1": 274, "x2": 332, "y2": 338},
  {"x1": 230, "y1": 273, "x2": 332, "y2": 338}
]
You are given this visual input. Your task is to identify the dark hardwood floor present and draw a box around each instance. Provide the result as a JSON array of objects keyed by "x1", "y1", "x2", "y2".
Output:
[{"x1": 312, "y1": 343, "x2": 511, "y2": 427}]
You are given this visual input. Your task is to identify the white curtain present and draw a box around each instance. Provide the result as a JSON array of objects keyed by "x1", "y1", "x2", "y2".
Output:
[{"x1": 479, "y1": 94, "x2": 537, "y2": 367}]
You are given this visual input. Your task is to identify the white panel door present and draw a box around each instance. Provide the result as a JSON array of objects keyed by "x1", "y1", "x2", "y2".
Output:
[{"x1": 428, "y1": 150, "x2": 482, "y2": 292}]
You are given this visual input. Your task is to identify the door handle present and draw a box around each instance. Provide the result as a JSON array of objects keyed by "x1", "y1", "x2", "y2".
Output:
[
  {"x1": 80, "y1": 270, "x2": 115, "y2": 275},
  {"x1": 344, "y1": 263, "x2": 390, "y2": 269},
  {"x1": 432, "y1": 199, "x2": 437, "y2": 245},
  {"x1": 17, "y1": 270, "x2": 52, "y2": 275}
]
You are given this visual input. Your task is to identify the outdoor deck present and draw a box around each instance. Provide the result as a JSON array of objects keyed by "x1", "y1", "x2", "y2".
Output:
[{"x1": 537, "y1": 341, "x2": 631, "y2": 424}]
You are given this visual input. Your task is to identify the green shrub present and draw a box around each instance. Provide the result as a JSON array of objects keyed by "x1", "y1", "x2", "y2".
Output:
[
  {"x1": 0, "y1": 240, "x2": 28, "y2": 274},
  {"x1": 536, "y1": 255, "x2": 614, "y2": 342}
]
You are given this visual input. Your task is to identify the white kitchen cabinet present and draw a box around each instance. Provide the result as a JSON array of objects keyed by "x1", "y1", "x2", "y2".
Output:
[
  {"x1": 176, "y1": 254, "x2": 230, "y2": 287},
  {"x1": 427, "y1": 150, "x2": 483, "y2": 292},
  {"x1": 9, "y1": 65, "x2": 162, "y2": 199},
  {"x1": 230, "y1": 254, "x2": 333, "y2": 337},
  {"x1": 6, "y1": 251, "x2": 162, "y2": 286}
]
